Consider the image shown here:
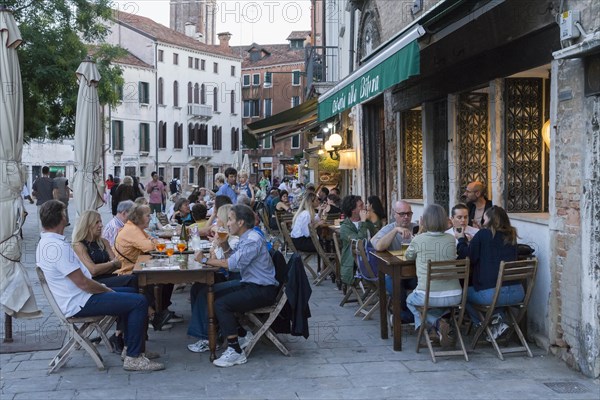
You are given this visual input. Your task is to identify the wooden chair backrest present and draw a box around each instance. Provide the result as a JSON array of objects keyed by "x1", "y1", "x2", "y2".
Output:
[
  {"x1": 36, "y1": 266, "x2": 69, "y2": 324},
  {"x1": 352, "y1": 239, "x2": 378, "y2": 280},
  {"x1": 424, "y1": 258, "x2": 471, "y2": 325},
  {"x1": 494, "y1": 258, "x2": 538, "y2": 310},
  {"x1": 332, "y1": 231, "x2": 342, "y2": 265},
  {"x1": 308, "y1": 224, "x2": 335, "y2": 269},
  {"x1": 279, "y1": 219, "x2": 298, "y2": 253}
]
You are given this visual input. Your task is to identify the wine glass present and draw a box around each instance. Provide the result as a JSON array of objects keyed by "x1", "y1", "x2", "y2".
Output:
[
  {"x1": 165, "y1": 243, "x2": 175, "y2": 265},
  {"x1": 155, "y1": 240, "x2": 166, "y2": 256},
  {"x1": 177, "y1": 240, "x2": 187, "y2": 260}
]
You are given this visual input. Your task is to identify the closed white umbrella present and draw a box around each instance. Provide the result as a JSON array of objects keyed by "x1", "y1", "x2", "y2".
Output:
[
  {"x1": 240, "y1": 153, "x2": 250, "y2": 174},
  {"x1": 0, "y1": 7, "x2": 41, "y2": 319},
  {"x1": 231, "y1": 150, "x2": 240, "y2": 170},
  {"x1": 72, "y1": 57, "x2": 104, "y2": 216}
]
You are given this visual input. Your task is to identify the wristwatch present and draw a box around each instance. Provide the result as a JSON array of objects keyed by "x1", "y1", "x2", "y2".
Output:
[{"x1": 201, "y1": 257, "x2": 208, "y2": 264}]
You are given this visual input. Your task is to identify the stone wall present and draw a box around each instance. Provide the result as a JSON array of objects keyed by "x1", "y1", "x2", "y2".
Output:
[{"x1": 551, "y1": 57, "x2": 600, "y2": 378}]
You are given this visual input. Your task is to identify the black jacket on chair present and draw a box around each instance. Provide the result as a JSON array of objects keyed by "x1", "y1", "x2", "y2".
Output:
[{"x1": 285, "y1": 253, "x2": 312, "y2": 338}]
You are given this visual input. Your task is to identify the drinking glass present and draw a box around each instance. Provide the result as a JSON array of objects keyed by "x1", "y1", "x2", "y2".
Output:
[
  {"x1": 177, "y1": 240, "x2": 187, "y2": 260},
  {"x1": 165, "y1": 243, "x2": 175, "y2": 265},
  {"x1": 155, "y1": 240, "x2": 166, "y2": 255},
  {"x1": 217, "y1": 227, "x2": 229, "y2": 241}
]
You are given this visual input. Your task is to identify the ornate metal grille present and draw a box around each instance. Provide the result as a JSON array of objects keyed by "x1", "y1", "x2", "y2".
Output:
[
  {"x1": 402, "y1": 110, "x2": 422, "y2": 199},
  {"x1": 505, "y1": 78, "x2": 543, "y2": 212},
  {"x1": 433, "y1": 100, "x2": 449, "y2": 213},
  {"x1": 457, "y1": 93, "x2": 489, "y2": 202}
]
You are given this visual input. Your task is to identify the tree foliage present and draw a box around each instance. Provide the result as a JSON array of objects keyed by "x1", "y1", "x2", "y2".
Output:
[{"x1": 3, "y1": 0, "x2": 124, "y2": 140}]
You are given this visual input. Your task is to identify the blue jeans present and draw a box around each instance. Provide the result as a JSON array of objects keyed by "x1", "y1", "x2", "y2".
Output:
[
  {"x1": 385, "y1": 275, "x2": 418, "y2": 312},
  {"x1": 73, "y1": 287, "x2": 147, "y2": 357},
  {"x1": 406, "y1": 291, "x2": 463, "y2": 329},
  {"x1": 466, "y1": 284, "x2": 525, "y2": 324},
  {"x1": 187, "y1": 277, "x2": 241, "y2": 339}
]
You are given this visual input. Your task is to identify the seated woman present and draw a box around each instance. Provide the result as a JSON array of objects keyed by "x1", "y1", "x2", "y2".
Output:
[
  {"x1": 171, "y1": 198, "x2": 194, "y2": 227},
  {"x1": 457, "y1": 205, "x2": 521, "y2": 341},
  {"x1": 366, "y1": 195, "x2": 386, "y2": 232},
  {"x1": 275, "y1": 190, "x2": 292, "y2": 212},
  {"x1": 187, "y1": 204, "x2": 241, "y2": 352},
  {"x1": 319, "y1": 194, "x2": 341, "y2": 219},
  {"x1": 72, "y1": 210, "x2": 133, "y2": 352},
  {"x1": 404, "y1": 204, "x2": 462, "y2": 347},
  {"x1": 188, "y1": 203, "x2": 209, "y2": 232},
  {"x1": 290, "y1": 192, "x2": 321, "y2": 252},
  {"x1": 113, "y1": 204, "x2": 174, "y2": 331}
]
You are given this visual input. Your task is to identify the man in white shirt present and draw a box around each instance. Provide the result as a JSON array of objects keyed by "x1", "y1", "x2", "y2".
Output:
[
  {"x1": 445, "y1": 203, "x2": 479, "y2": 243},
  {"x1": 36, "y1": 200, "x2": 164, "y2": 372}
]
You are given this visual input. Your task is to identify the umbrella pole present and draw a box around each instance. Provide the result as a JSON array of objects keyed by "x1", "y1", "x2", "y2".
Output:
[{"x1": 3, "y1": 314, "x2": 13, "y2": 342}]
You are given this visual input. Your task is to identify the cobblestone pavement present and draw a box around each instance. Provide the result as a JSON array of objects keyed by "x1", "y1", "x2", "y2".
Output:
[{"x1": 1, "y1": 202, "x2": 598, "y2": 399}]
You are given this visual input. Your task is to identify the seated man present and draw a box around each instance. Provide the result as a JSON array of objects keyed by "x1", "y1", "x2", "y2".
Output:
[
  {"x1": 204, "y1": 204, "x2": 279, "y2": 367},
  {"x1": 36, "y1": 200, "x2": 164, "y2": 371},
  {"x1": 370, "y1": 200, "x2": 419, "y2": 323},
  {"x1": 102, "y1": 200, "x2": 134, "y2": 247},
  {"x1": 445, "y1": 203, "x2": 479, "y2": 244}
]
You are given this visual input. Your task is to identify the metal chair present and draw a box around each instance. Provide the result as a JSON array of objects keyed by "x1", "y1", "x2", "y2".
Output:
[
  {"x1": 36, "y1": 267, "x2": 115, "y2": 373},
  {"x1": 471, "y1": 258, "x2": 538, "y2": 360},
  {"x1": 415, "y1": 259, "x2": 470, "y2": 362}
]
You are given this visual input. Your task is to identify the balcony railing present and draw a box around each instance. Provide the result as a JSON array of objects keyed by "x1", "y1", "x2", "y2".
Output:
[
  {"x1": 188, "y1": 144, "x2": 212, "y2": 159},
  {"x1": 187, "y1": 104, "x2": 213, "y2": 119},
  {"x1": 304, "y1": 45, "x2": 340, "y2": 97}
]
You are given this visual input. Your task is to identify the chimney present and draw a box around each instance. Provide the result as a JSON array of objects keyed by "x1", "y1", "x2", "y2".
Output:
[
  {"x1": 217, "y1": 32, "x2": 232, "y2": 51},
  {"x1": 184, "y1": 22, "x2": 195, "y2": 38}
]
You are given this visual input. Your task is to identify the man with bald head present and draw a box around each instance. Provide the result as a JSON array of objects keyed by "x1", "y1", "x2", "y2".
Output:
[
  {"x1": 371, "y1": 200, "x2": 419, "y2": 323},
  {"x1": 463, "y1": 181, "x2": 492, "y2": 228}
]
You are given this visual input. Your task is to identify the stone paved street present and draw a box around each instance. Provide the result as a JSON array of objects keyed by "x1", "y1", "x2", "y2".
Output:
[{"x1": 1, "y1": 202, "x2": 598, "y2": 399}]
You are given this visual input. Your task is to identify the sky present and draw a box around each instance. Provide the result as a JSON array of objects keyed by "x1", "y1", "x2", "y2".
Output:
[{"x1": 111, "y1": 1, "x2": 312, "y2": 46}]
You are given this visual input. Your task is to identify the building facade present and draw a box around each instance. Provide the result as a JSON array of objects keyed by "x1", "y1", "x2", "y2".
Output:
[
  {"x1": 316, "y1": 0, "x2": 599, "y2": 377},
  {"x1": 235, "y1": 33, "x2": 309, "y2": 183},
  {"x1": 103, "y1": 10, "x2": 242, "y2": 192},
  {"x1": 169, "y1": 0, "x2": 217, "y2": 45}
]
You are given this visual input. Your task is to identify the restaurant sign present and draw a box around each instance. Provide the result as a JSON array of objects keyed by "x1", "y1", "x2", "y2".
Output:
[{"x1": 318, "y1": 40, "x2": 420, "y2": 121}]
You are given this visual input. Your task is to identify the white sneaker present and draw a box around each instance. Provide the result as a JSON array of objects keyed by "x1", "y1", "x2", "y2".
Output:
[
  {"x1": 188, "y1": 339, "x2": 209, "y2": 353},
  {"x1": 213, "y1": 347, "x2": 247, "y2": 368},
  {"x1": 238, "y1": 332, "x2": 254, "y2": 350}
]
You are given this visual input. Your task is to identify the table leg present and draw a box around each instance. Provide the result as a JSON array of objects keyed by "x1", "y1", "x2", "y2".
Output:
[
  {"x1": 154, "y1": 285, "x2": 162, "y2": 311},
  {"x1": 379, "y1": 272, "x2": 388, "y2": 339},
  {"x1": 138, "y1": 283, "x2": 148, "y2": 351},
  {"x1": 392, "y1": 273, "x2": 402, "y2": 351},
  {"x1": 207, "y1": 283, "x2": 216, "y2": 362}
]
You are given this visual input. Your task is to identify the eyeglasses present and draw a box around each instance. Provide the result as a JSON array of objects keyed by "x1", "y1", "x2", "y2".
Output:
[{"x1": 395, "y1": 211, "x2": 413, "y2": 217}]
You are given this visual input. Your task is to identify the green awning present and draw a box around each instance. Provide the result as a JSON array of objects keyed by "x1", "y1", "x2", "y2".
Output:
[
  {"x1": 245, "y1": 99, "x2": 317, "y2": 136},
  {"x1": 318, "y1": 25, "x2": 424, "y2": 121}
]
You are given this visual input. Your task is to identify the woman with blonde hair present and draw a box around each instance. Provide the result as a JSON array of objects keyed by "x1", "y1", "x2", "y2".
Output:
[
  {"x1": 290, "y1": 192, "x2": 322, "y2": 252},
  {"x1": 72, "y1": 210, "x2": 135, "y2": 352}
]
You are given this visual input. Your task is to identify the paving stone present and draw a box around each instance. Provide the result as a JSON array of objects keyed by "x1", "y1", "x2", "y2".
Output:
[{"x1": 14, "y1": 389, "x2": 76, "y2": 400}]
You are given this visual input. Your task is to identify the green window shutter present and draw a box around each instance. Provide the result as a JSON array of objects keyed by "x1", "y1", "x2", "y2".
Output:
[{"x1": 146, "y1": 125, "x2": 150, "y2": 151}]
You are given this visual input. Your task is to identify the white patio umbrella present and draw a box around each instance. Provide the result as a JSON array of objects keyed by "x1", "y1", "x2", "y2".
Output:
[
  {"x1": 231, "y1": 150, "x2": 240, "y2": 170},
  {"x1": 0, "y1": 7, "x2": 41, "y2": 319},
  {"x1": 72, "y1": 57, "x2": 104, "y2": 216},
  {"x1": 240, "y1": 153, "x2": 250, "y2": 174}
]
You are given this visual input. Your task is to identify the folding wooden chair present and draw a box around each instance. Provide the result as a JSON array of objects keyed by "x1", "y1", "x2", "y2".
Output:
[
  {"x1": 331, "y1": 231, "x2": 343, "y2": 291},
  {"x1": 471, "y1": 258, "x2": 538, "y2": 360},
  {"x1": 279, "y1": 219, "x2": 318, "y2": 280},
  {"x1": 336, "y1": 233, "x2": 365, "y2": 307},
  {"x1": 243, "y1": 250, "x2": 291, "y2": 357},
  {"x1": 350, "y1": 239, "x2": 380, "y2": 320},
  {"x1": 36, "y1": 267, "x2": 115, "y2": 373},
  {"x1": 309, "y1": 224, "x2": 337, "y2": 286},
  {"x1": 415, "y1": 259, "x2": 470, "y2": 363}
]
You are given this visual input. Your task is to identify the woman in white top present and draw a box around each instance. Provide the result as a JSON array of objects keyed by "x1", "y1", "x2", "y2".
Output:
[{"x1": 290, "y1": 192, "x2": 322, "y2": 252}]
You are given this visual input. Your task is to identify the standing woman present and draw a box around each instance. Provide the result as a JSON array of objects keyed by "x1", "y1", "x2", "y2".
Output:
[
  {"x1": 290, "y1": 192, "x2": 321, "y2": 252},
  {"x1": 105, "y1": 174, "x2": 115, "y2": 205},
  {"x1": 457, "y1": 205, "x2": 521, "y2": 340},
  {"x1": 366, "y1": 195, "x2": 386, "y2": 232}
]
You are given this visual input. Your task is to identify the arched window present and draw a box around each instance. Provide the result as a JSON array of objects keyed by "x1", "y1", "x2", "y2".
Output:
[
  {"x1": 173, "y1": 81, "x2": 179, "y2": 107},
  {"x1": 188, "y1": 123, "x2": 194, "y2": 145},
  {"x1": 213, "y1": 87, "x2": 218, "y2": 112},
  {"x1": 230, "y1": 90, "x2": 235, "y2": 114},
  {"x1": 158, "y1": 121, "x2": 167, "y2": 148},
  {"x1": 194, "y1": 83, "x2": 199, "y2": 104},
  {"x1": 200, "y1": 84, "x2": 206, "y2": 105},
  {"x1": 187, "y1": 82, "x2": 193, "y2": 103},
  {"x1": 158, "y1": 77, "x2": 164, "y2": 105}
]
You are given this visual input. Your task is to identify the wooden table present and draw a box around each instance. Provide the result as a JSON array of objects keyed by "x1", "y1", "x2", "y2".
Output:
[
  {"x1": 133, "y1": 255, "x2": 220, "y2": 361},
  {"x1": 370, "y1": 250, "x2": 416, "y2": 351}
]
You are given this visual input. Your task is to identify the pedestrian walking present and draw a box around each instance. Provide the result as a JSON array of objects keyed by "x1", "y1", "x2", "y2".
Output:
[{"x1": 32, "y1": 166, "x2": 54, "y2": 233}]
